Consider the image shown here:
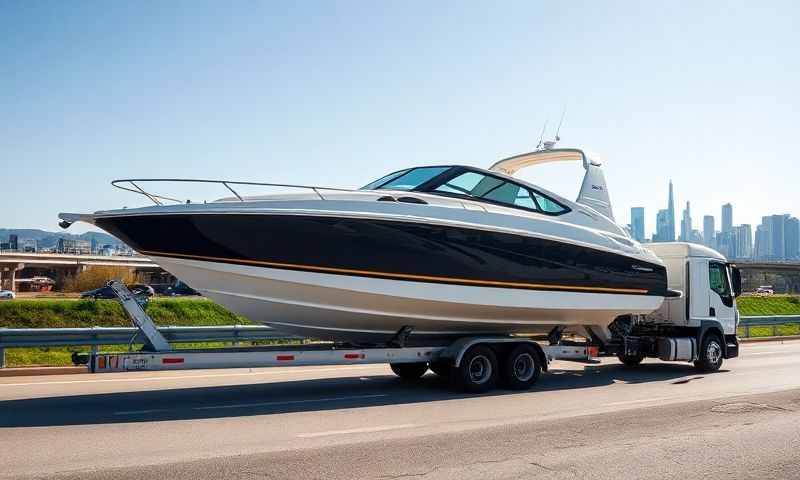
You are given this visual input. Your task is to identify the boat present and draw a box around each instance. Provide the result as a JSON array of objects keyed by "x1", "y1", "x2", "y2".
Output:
[{"x1": 59, "y1": 146, "x2": 669, "y2": 345}]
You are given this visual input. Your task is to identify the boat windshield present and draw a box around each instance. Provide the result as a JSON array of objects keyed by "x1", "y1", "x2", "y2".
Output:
[
  {"x1": 362, "y1": 166, "x2": 569, "y2": 215},
  {"x1": 361, "y1": 166, "x2": 450, "y2": 191}
]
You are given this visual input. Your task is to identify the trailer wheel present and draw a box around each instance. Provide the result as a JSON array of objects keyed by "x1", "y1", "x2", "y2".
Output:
[
  {"x1": 429, "y1": 361, "x2": 451, "y2": 378},
  {"x1": 390, "y1": 362, "x2": 428, "y2": 380},
  {"x1": 617, "y1": 353, "x2": 645, "y2": 367},
  {"x1": 452, "y1": 345, "x2": 498, "y2": 393},
  {"x1": 502, "y1": 344, "x2": 541, "y2": 390},
  {"x1": 694, "y1": 334, "x2": 723, "y2": 372}
]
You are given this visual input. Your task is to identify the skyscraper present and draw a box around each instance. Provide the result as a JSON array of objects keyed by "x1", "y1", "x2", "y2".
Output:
[
  {"x1": 630, "y1": 207, "x2": 645, "y2": 242},
  {"x1": 755, "y1": 224, "x2": 768, "y2": 260},
  {"x1": 722, "y1": 203, "x2": 733, "y2": 234},
  {"x1": 680, "y1": 201, "x2": 692, "y2": 242},
  {"x1": 655, "y1": 209, "x2": 671, "y2": 242},
  {"x1": 785, "y1": 216, "x2": 799, "y2": 260},
  {"x1": 734, "y1": 224, "x2": 752, "y2": 259},
  {"x1": 667, "y1": 180, "x2": 676, "y2": 241},
  {"x1": 703, "y1": 215, "x2": 715, "y2": 248}
]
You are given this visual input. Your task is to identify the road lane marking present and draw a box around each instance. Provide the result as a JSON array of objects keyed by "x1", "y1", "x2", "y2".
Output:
[
  {"x1": 0, "y1": 365, "x2": 385, "y2": 387},
  {"x1": 297, "y1": 423, "x2": 419, "y2": 438},
  {"x1": 605, "y1": 397, "x2": 678, "y2": 406},
  {"x1": 194, "y1": 394, "x2": 387, "y2": 410}
]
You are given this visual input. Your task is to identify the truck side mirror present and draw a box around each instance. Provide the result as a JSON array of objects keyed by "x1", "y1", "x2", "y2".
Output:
[{"x1": 731, "y1": 267, "x2": 742, "y2": 297}]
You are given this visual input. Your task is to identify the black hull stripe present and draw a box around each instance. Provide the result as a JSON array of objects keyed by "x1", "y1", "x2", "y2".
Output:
[{"x1": 141, "y1": 249, "x2": 652, "y2": 295}]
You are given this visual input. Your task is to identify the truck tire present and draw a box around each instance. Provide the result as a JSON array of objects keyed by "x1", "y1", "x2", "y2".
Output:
[
  {"x1": 390, "y1": 362, "x2": 428, "y2": 380},
  {"x1": 617, "y1": 353, "x2": 645, "y2": 367},
  {"x1": 694, "y1": 334, "x2": 724, "y2": 372},
  {"x1": 429, "y1": 361, "x2": 451, "y2": 378},
  {"x1": 502, "y1": 344, "x2": 542, "y2": 390},
  {"x1": 451, "y1": 345, "x2": 498, "y2": 393}
]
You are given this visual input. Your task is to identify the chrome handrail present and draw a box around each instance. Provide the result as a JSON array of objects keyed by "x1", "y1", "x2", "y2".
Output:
[{"x1": 111, "y1": 179, "x2": 354, "y2": 205}]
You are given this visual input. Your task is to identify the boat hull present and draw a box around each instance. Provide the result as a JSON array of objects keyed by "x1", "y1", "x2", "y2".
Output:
[
  {"x1": 93, "y1": 211, "x2": 668, "y2": 344},
  {"x1": 152, "y1": 255, "x2": 665, "y2": 344}
]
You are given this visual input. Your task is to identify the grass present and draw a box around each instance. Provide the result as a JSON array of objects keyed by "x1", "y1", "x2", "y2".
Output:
[
  {"x1": 0, "y1": 298, "x2": 258, "y2": 367},
  {"x1": 3, "y1": 295, "x2": 800, "y2": 366},
  {"x1": 737, "y1": 295, "x2": 800, "y2": 316}
]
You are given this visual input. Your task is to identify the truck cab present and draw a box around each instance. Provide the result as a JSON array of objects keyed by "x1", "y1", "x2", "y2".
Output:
[{"x1": 613, "y1": 242, "x2": 741, "y2": 371}]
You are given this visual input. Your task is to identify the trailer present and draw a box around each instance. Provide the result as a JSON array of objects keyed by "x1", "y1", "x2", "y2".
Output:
[{"x1": 90, "y1": 242, "x2": 740, "y2": 393}]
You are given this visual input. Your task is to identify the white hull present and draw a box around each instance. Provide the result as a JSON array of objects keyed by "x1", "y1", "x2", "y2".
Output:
[{"x1": 152, "y1": 255, "x2": 664, "y2": 344}]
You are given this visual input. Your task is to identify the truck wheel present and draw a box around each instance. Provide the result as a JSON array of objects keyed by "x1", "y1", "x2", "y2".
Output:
[
  {"x1": 617, "y1": 353, "x2": 645, "y2": 367},
  {"x1": 694, "y1": 334, "x2": 724, "y2": 372},
  {"x1": 429, "y1": 361, "x2": 451, "y2": 378},
  {"x1": 390, "y1": 362, "x2": 428, "y2": 380},
  {"x1": 502, "y1": 344, "x2": 541, "y2": 390},
  {"x1": 451, "y1": 345, "x2": 498, "y2": 393}
]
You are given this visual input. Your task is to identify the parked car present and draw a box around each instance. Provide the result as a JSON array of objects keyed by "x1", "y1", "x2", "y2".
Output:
[
  {"x1": 163, "y1": 280, "x2": 201, "y2": 297},
  {"x1": 0, "y1": 290, "x2": 15, "y2": 300},
  {"x1": 755, "y1": 285, "x2": 774, "y2": 296},
  {"x1": 81, "y1": 283, "x2": 155, "y2": 299}
]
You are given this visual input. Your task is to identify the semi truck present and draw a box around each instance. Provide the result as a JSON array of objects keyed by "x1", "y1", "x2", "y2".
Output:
[{"x1": 90, "y1": 242, "x2": 740, "y2": 393}]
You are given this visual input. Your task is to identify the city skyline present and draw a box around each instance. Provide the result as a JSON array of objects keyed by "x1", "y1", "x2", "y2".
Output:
[{"x1": 629, "y1": 180, "x2": 800, "y2": 261}]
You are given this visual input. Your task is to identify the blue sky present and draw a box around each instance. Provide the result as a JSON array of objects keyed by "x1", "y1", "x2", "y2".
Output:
[{"x1": 2, "y1": 1, "x2": 798, "y2": 236}]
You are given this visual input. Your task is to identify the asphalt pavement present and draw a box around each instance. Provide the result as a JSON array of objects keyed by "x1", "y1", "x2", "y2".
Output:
[{"x1": 2, "y1": 340, "x2": 799, "y2": 479}]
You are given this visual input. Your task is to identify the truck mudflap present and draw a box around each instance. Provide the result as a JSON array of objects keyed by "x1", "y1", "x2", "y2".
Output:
[{"x1": 724, "y1": 335, "x2": 739, "y2": 359}]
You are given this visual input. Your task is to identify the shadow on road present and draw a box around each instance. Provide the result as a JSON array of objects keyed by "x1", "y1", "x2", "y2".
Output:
[{"x1": 0, "y1": 362, "x2": 726, "y2": 428}]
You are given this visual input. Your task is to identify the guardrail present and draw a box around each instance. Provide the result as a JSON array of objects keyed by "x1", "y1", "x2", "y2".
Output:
[
  {"x1": 1, "y1": 317, "x2": 797, "y2": 368},
  {"x1": 0, "y1": 325, "x2": 301, "y2": 368},
  {"x1": 739, "y1": 315, "x2": 800, "y2": 338}
]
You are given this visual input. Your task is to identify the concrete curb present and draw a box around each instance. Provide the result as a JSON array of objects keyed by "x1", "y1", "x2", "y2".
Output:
[
  {"x1": 740, "y1": 335, "x2": 800, "y2": 343},
  {"x1": 0, "y1": 366, "x2": 88, "y2": 377}
]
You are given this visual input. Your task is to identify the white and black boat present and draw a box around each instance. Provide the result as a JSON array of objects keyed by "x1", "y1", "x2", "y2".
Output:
[{"x1": 59, "y1": 147, "x2": 669, "y2": 345}]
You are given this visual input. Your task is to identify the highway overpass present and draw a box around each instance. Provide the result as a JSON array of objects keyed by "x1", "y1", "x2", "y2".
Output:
[{"x1": 0, "y1": 252, "x2": 161, "y2": 292}]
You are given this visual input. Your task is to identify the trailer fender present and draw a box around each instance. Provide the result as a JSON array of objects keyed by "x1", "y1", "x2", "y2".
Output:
[{"x1": 439, "y1": 338, "x2": 548, "y2": 372}]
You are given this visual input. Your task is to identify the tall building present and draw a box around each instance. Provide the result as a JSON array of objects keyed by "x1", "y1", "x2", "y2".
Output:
[
  {"x1": 754, "y1": 224, "x2": 768, "y2": 260},
  {"x1": 679, "y1": 201, "x2": 692, "y2": 242},
  {"x1": 630, "y1": 207, "x2": 645, "y2": 242},
  {"x1": 721, "y1": 203, "x2": 733, "y2": 234},
  {"x1": 770, "y1": 215, "x2": 786, "y2": 260},
  {"x1": 703, "y1": 215, "x2": 715, "y2": 248},
  {"x1": 734, "y1": 224, "x2": 752, "y2": 260},
  {"x1": 718, "y1": 231, "x2": 736, "y2": 259},
  {"x1": 8, "y1": 234, "x2": 18, "y2": 251},
  {"x1": 667, "y1": 180, "x2": 676, "y2": 241},
  {"x1": 655, "y1": 209, "x2": 671, "y2": 242},
  {"x1": 785, "y1": 216, "x2": 800, "y2": 260}
]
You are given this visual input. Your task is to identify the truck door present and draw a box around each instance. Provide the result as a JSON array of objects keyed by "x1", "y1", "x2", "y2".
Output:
[{"x1": 708, "y1": 261, "x2": 736, "y2": 335}]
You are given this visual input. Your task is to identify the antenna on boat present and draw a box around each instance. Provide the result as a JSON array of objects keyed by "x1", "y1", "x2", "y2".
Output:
[
  {"x1": 541, "y1": 106, "x2": 566, "y2": 151},
  {"x1": 535, "y1": 119, "x2": 549, "y2": 150},
  {"x1": 554, "y1": 106, "x2": 566, "y2": 143}
]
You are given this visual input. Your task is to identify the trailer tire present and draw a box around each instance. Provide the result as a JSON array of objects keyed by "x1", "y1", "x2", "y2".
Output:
[
  {"x1": 429, "y1": 361, "x2": 451, "y2": 378},
  {"x1": 617, "y1": 353, "x2": 645, "y2": 367},
  {"x1": 451, "y1": 345, "x2": 498, "y2": 393},
  {"x1": 694, "y1": 333, "x2": 724, "y2": 372},
  {"x1": 502, "y1": 344, "x2": 541, "y2": 390},
  {"x1": 390, "y1": 362, "x2": 428, "y2": 380}
]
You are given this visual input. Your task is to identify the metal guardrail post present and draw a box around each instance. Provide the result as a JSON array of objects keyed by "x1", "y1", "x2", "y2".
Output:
[{"x1": 0, "y1": 346, "x2": 5, "y2": 368}]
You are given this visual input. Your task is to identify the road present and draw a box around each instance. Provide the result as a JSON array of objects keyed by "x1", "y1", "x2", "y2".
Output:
[{"x1": 1, "y1": 340, "x2": 799, "y2": 479}]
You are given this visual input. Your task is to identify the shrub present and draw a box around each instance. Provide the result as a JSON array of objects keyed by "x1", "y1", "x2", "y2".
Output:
[{"x1": 62, "y1": 266, "x2": 137, "y2": 293}]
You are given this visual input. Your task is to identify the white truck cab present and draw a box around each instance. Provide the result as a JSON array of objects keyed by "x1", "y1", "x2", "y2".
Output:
[{"x1": 611, "y1": 242, "x2": 741, "y2": 371}]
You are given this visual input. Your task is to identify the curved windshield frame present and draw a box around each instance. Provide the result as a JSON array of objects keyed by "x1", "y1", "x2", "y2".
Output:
[{"x1": 361, "y1": 166, "x2": 570, "y2": 216}]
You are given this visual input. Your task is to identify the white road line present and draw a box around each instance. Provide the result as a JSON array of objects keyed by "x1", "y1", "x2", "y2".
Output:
[
  {"x1": 0, "y1": 365, "x2": 384, "y2": 387},
  {"x1": 297, "y1": 423, "x2": 419, "y2": 438},
  {"x1": 605, "y1": 397, "x2": 677, "y2": 406},
  {"x1": 748, "y1": 351, "x2": 779, "y2": 355},
  {"x1": 194, "y1": 393, "x2": 387, "y2": 410}
]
